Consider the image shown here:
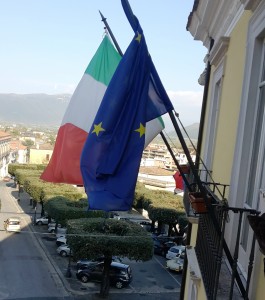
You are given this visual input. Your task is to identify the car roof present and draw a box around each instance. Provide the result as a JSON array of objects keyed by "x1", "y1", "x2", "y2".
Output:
[
  {"x1": 7, "y1": 217, "x2": 20, "y2": 221},
  {"x1": 169, "y1": 245, "x2": 185, "y2": 251},
  {"x1": 90, "y1": 261, "x2": 129, "y2": 269},
  {"x1": 110, "y1": 262, "x2": 129, "y2": 269}
]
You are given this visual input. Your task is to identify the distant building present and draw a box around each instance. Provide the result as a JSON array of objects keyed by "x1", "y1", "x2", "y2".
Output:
[
  {"x1": 29, "y1": 143, "x2": 53, "y2": 164},
  {"x1": 0, "y1": 131, "x2": 11, "y2": 177},
  {"x1": 142, "y1": 143, "x2": 196, "y2": 169},
  {"x1": 9, "y1": 140, "x2": 27, "y2": 164}
]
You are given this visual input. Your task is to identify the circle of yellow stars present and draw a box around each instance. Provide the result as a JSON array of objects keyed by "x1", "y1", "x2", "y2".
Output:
[{"x1": 91, "y1": 122, "x2": 146, "y2": 138}]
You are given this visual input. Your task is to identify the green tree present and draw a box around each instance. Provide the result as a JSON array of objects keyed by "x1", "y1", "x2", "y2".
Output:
[
  {"x1": 22, "y1": 139, "x2": 34, "y2": 148},
  {"x1": 47, "y1": 135, "x2": 56, "y2": 146},
  {"x1": 67, "y1": 218, "x2": 153, "y2": 297}
]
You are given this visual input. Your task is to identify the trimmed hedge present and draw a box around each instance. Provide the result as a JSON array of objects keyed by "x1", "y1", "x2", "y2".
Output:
[
  {"x1": 8, "y1": 163, "x2": 188, "y2": 232},
  {"x1": 134, "y1": 182, "x2": 187, "y2": 229},
  {"x1": 67, "y1": 217, "x2": 153, "y2": 261},
  {"x1": 44, "y1": 196, "x2": 105, "y2": 225}
]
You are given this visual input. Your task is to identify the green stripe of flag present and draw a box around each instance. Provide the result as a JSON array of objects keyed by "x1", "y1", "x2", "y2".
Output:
[{"x1": 85, "y1": 36, "x2": 122, "y2": 86}]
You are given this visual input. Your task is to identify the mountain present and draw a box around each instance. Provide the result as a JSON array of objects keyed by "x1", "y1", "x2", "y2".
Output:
[
  {"x1": 164, "y1": 123, "x2": 199, "y2": 140},
  {"x1": 0, "y1": 94, "x2": 200, "y2": 140},
  {"x1": 0, "y1": 93, "x2": 71, "y2": 126}
]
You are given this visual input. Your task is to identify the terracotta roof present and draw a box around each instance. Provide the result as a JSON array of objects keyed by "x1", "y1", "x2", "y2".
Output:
[
  {"x1": 0, "y1": 131, "x2": 11, "y2": 140},
  {"x1": 9, "y1": 140, "x2": 27, "y2": 150},
  {"x1": 139, "y1": 166, "x2": 175, "y2": 176},
  {"x1": 35, "y1": 143, "x2": 54, "y2": 150}
]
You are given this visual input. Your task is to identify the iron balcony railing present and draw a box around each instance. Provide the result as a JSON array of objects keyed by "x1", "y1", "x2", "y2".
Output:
[{"x1": 183, "y1": 175, "x2": 259, "y2": 300}]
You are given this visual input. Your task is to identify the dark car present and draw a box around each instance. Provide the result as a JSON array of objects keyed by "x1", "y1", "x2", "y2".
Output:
[
  {"x1": 153, "y1": 238, "x2": 177, "y2": 257},
  {"x1": 76, "y1": 261, "x2": 132, "y2": 289},
  {"x1": 76, "y1": 256, "x2": 122, "y2": 270}
]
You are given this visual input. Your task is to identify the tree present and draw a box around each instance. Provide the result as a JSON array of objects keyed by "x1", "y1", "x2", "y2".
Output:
[
  {"x1": 47, "y1": 134, "x2": 55, "y2": 146},
  {"x1": 67, "y1": 217, "x2": 153, "y2": 298},
  {"x1": 22, "y1": 139, "x2": 34, "y2": 148}
]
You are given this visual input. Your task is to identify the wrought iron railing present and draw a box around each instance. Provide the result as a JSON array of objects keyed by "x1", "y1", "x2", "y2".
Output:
[{"x1": 184, "y1": 177, "x2": 259, "y2": 300}]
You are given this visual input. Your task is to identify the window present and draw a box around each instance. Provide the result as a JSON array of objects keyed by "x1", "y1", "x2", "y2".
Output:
[{"x1": 230, "y1": 4, "x2": 265, "y2": 277}]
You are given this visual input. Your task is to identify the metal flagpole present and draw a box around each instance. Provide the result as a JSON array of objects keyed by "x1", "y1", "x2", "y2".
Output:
[{"x1": 99, "y1": 11, "x2": 123, "y2": 56}]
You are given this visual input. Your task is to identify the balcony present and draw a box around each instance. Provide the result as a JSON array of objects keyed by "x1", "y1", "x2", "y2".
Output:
[{"x1": 183, "y1": 169, "x2": 259, "y2": 300}]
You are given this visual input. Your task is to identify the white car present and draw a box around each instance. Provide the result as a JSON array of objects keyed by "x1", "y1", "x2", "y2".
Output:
[
  {"x1": 35, "y1": 216, "x2": 55, "y2": 225},
  {"x1": 47, "y1": 224, "x2": 66, "y2": 234},
  {"x1": 56, "y1": 244, "x2": 72, "y2": 257},
  {"x1": 166, "y1": 257, "x2": 184, "y2": 273},
  {"x1": 4, "y1": 217, "x2": 21, "y2": 232},
  {"x1": 56, "y1": 236, "x2": 67, "y2": 246},
  {"x1": 166, "y1": 245, "x2": 186, "y2": 260}
]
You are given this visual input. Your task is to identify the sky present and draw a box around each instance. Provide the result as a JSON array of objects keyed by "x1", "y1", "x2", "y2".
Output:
[{"x1": 0, "y1": 0, "x2": 206, "y2": 128}]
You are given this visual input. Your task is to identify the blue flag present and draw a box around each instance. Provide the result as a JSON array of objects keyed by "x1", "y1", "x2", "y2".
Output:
[{"x1": 80, "y1": 3, "x2": 174, "y2": 211}]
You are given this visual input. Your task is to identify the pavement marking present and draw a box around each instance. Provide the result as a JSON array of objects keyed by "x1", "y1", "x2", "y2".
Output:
[{"x1": 153, "y1": 255, "x2": 182, "y2": 286}]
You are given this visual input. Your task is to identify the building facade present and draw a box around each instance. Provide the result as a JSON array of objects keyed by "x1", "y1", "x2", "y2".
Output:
[
  {"x1": 183, "y1": 1, "x2": 265, "y2": 299},
  {"x1": 29, "y1": 143, "x2": 53, "y2": 164},
  {"x1": 0, "y1": 131, "x2": 11, "y2": 178}
]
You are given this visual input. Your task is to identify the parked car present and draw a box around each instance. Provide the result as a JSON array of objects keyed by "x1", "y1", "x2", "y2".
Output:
[
  {"x1": 56, "y1": 244, "x2": 72, "y2": 257},
  {"x1": 56, "y1": 236, "x2": 67, "y2": 246},
  {"x1": 76, "y1": 256, "x2": 122, "y2": 270},
  {"x1": 48, "y1": 224, "x2": 67, "y2": 235},
  {"x1": 153, "y1": 239, "x2": 176, "y2": 257},
  {"x1": 140, "y1": 221, "x2": 152, "y2": 232},
  {"x1": 4, "y1": 217, "x2": 21, "y2": 232},
  {"x1": 166, "y1": 256, "x2": 184, "y2": 273},
  {"x1": 3, "y1": 175, "x2": 11, "y2": 182},
  {"x1": 35, "y1": 216, "x2": 55, "y2": 225},
  {"x1": 76, "y1": 261, "x2": 132, "y2": 289},
  {"x1": 166, "y1": 245, "x2": 186, "y2": 260}
]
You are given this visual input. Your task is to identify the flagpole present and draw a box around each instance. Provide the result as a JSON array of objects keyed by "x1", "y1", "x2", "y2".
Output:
[
  {"x1": 99, "y1": 11, "x2": 123, "y2": 56},
  {"x1": 98, "y1": 10, "x2": 192, "y2": 192}
]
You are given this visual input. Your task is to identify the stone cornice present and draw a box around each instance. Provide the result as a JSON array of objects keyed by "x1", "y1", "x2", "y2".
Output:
[
  {"x1": 209, "y1": 37, "x2": 230, "y2": 67},
  {"x1": 187, "y1": 0, "x2": 242, "y2": 50},
  {"x1": 240, "y1": 0, "x2": 261, "y2": 10}
]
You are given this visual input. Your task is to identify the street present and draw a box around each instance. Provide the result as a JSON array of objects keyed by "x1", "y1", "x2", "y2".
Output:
[
  {"x1": 0, "y1": 180, "x2": 182, "y2": 300},
  {"x1": 0, "y1": 181, "x2": 70, "y2": 299}
]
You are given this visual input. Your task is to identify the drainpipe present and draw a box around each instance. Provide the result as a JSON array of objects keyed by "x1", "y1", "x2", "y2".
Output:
[
  {"x1": 195, "y1": 38, "x2": 214, "y2": 169},
  {"x1": 179, "y1": 37, "x2": 214, "y2": 300}
]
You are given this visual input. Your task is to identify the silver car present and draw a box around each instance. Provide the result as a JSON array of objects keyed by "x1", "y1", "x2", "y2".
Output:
[{"x1": 56, "y1": 244, "x2": 72, "y2": 257}]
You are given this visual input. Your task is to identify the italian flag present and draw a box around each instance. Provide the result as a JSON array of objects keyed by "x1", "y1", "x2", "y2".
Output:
[{"x1": 41, "y1": 35, "x2": 165, "y2": 185}]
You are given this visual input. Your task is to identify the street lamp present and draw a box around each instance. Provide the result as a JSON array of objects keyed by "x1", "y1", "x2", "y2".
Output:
[
  {"x1": 33, "y1": 206, "x2": 37, "y2": 225},
  {"x1": 65, "y1": 249, "x2": 72, "y2": 278}
]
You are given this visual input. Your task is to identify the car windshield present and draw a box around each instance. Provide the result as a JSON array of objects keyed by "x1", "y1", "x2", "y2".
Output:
[{"x1": 9, "y1": 221, "x2": 20, "y2": 225}]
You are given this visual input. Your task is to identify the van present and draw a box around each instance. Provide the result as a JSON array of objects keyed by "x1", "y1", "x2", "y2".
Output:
[{"x1": 4, "y1": 217, "x2": 21, "y2": 232}]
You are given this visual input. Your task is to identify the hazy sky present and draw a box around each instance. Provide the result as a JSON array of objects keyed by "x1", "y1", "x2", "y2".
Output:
[{"x1": 0, "y1": 0, "x2": 206, "y2": 128}]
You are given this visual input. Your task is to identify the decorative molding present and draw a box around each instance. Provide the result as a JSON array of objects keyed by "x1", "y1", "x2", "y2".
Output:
[
  {"x1": 187, "y1": 216, "x2": 199, "y2": 224},
  {"x1": 209, "y1": 37, "x2": 230, "y2": 67},
  {"x1": 186, "y1": 245, "x2": 202, "y2": 281},
  {"x1": 240, "y1": 0, "x2": 261, "y2": 11},
  {"x1": 187, "y1": 1, "x2": 242, "y2": 50}
]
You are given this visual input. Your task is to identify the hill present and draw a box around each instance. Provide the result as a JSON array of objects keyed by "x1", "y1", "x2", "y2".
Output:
[
  {"x1": 0, "y1": 93, "x2": 71, "y2": 126},
  {"x1": 0, "y1": 94, "x2": 199, "y2": 141}
]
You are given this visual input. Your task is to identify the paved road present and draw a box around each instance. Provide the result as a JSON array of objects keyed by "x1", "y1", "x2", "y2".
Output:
[
  {"x1": 0, "y1": 180, "x2": 182, "y2": 300},
  {"x1": 0, "y1": 181, "x2": 71, "y2": 300}
]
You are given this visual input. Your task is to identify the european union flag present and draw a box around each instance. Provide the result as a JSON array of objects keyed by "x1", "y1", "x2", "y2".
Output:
[{"x1": 80, "y1": 8, "x2": 173, "y2": 211}]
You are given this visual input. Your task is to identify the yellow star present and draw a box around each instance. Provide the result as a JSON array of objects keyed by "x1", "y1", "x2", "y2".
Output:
[
  {"x1": 92, "y1": 122, "x2": 105, "y2": 136},
  {"x1": 135, "y1": 32, "x2": 142, "y2": 43},
  {"x1": 135, "y1": 123, "x2": 145, "y2": 138}
]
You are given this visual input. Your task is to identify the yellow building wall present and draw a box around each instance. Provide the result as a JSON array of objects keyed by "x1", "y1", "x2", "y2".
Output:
[
  {"x1": 202, "y1": 11, "x2": 252, "y2": 188},
  {"x1": 29, "y1": 149, "x2": 53, "y2": 164},
  {"x1": 186, "y1": 11, "x2": 260, "y2": 300},
  {"x1": 184, "y1": 222, "x2": 207, "y2": 300},
  {"x1": 251, "y1": 252, "x2": 265, "y2": 300}
]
